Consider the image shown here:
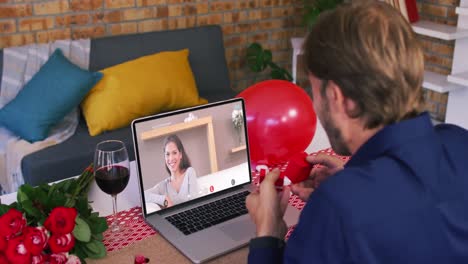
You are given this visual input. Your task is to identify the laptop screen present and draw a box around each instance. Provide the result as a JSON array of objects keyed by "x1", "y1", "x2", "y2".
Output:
[{"x1": 132, "y1": 99, "x2": 251, "y2": 215}]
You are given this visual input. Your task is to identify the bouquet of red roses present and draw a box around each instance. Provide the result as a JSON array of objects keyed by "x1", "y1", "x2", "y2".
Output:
[{"x1": 0, "y1": 165, "x2": 108, "y2": 264}]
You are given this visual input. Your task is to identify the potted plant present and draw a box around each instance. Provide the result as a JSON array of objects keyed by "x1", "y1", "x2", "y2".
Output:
[
  {"x1": 302, "y1": 0, "x2": 344, "y2": 30},
  {"x1": 246, "y1": 43, "x2": 293, "y2": 82},
  {"x1": 289, "y1": 0, "x2": 344, "y2": 83}
]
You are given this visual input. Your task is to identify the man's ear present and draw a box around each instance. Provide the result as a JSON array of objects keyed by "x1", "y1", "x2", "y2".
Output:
[{"x1": 327, "y1": 81, "x2": 358, "y2": 118}]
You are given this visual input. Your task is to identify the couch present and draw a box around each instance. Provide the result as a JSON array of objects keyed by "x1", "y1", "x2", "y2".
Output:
[{"x1": 0, "y1": 25, "x2": 235, "y2": 186}]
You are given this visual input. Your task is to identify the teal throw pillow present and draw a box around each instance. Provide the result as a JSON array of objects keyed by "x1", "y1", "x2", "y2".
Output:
[{"x1": 0, "y1": 49, "x2": 103, "y2": 142}]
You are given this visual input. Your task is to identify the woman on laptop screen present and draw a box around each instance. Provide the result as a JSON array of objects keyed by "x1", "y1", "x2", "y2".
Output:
[{"x1": 145, "y1": 134, "x2": 200, "y2": 209}]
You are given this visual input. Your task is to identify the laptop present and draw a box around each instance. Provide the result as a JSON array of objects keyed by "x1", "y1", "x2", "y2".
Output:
[{"x1": 131, "y1": 98, "x2": 300, "y2": 263}]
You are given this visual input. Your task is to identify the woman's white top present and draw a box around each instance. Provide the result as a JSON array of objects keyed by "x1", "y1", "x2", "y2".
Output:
[{"x1": 144, "y1": 167, "x2": 199, "y2": 206}]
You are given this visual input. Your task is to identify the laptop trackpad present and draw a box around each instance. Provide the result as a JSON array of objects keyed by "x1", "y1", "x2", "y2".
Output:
[{"x1": 219, "y1": 219, "x2": 256, "y2": 241}]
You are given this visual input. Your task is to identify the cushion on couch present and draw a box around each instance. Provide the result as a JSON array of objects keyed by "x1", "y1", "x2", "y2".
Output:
[
  {"x1": 81, "y1": 49, "x2": 207, "y2": 136},
  {"x1": 14, "y1": 25, "x2": 234, "y2": 186},
  {"x1": 0, "y1": 49, "x2": 103, "y2": 142}
]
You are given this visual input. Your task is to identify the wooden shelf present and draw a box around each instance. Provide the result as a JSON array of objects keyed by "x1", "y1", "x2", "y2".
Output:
[
  {"x1": 422, "y1": 71, "x2": 464, "y2": 93},
  {"x1": 448, "y1": 71, "x2": 468, "y2": 86},
  {"x1": 456, "y1": 7, "x2": 468, "y2": 16},
  {"x1": 412, "y1": 20, "x2": 468, "y2": 40},
  {"x1": 141, "y1": 116, "x2": 212, "y2": 140},
  {"x1": 231, "y1": 145, "x2": 246, "y2": 153}
]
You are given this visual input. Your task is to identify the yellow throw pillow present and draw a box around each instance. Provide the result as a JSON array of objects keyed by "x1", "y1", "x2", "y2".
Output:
[{"x1": 81, "y1": 49, "x2": 208, "y2": 136}]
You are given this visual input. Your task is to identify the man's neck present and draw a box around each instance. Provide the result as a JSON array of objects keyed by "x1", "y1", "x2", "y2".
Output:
[{"x1": 346, "y1": 122, "x2": 383, "y2": 155}]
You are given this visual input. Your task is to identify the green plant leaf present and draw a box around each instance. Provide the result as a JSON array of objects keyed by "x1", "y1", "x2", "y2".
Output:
[
  {"x1": 76, "y1": 197, "x2": 91, "y2": 218},
  {"x1": 263, "y1": 50, "x2": 273, "y2": 64},
  {"x1": 21, "y1": 200, "x2": 42, "y2": 220},
  {"x1": 246, "y1": 43, "x2": 262, "y2": 55},
  {"x1": 47, "y1": 191, "x2": 67, "y2": 209},
  {"x1": 87, "y1": 215, "x2": 108, "y2": 234},
  {"x1": 72, "y1": 242, "x2": 89, "y2": 263},
  {"x1": 73, "y1": 216, "x2": 92, "y2": 242},
  {"x1": 92, "y1": 233, "x2": 103, "y2": 241},
  {"x1": 246, "y1": 43, "x2": 267, "y2": 72},
  {"x1": 271, "y1": 68, "x2": 287, "y2": 80},
  {"x1": 83, "y1": 240, "x2": 107, "y2": 259},
  {"x1": 303, "y1": 0, "x2": 343, "y2": 29},
  {"x1": 17, "y1": 184, "x2": 35, "y2": 204},
  {"x1": 303, "y1": 8, "x2": 321, "y2": 29},
  {"x1": 0, "y1": 204, "x2": 11, "y2": 215}
]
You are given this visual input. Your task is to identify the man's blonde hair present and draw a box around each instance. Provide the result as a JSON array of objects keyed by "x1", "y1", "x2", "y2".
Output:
[{"x1": 303, "y1": 0, "x2": 425, "y2": 128}]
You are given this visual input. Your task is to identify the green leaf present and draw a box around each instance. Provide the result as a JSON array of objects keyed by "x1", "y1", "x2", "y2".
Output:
[
  {"x1": 303, "y1": 8, "x2": 321, "y2": 29},
  {"x1": 271, "y1": 68, "x2": 287, "y2": 80},
  {"x1": 76, "y1": 197, "x2": 91, "y2": 218},
  {"x1": 263, "y1": 50, "x2": 272, "y2": 64},
  {"x1": 73, "y1": 216, "x2": 92, "y2": 242},
  {"x1": 17, "y1": 184, "x2": 34, "y2": 203},
  {"x1": 72, "y1": 242, "x2": 89, "y2": 263},
  {"x1": 83, "y1": 240, "x2": 107, "y2": 259},
  {"x1": 47, "y1": 190, "x2": 67, "y2": 209},
  {"x1": 247, "y1": 43, "x2": 267, "y2": 73},
  {"x1": 87, "y1": 215, "x2": 108, "y2": 234},
  {"x1": 246, "y1": 43, "x2": 262, "y2": 56},
  {"x1": 0, "y1": 204, "x2": 11, "y2": 215},
  {"x1": 21, "y1": 200, "x2": 42, "y2": 220},
  {"x1": 92, "y1": 233, "x2": 103, "y2": 241}
]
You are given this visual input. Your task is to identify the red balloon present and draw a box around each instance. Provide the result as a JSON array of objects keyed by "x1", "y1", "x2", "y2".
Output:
[{"x1": 237, "y1": 80, "x2": 317, "y2": 168}]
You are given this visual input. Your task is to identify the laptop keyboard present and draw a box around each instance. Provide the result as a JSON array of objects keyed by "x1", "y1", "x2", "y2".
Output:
[{"x1": 165, "y1": 190, "x2": 250, "y2": 235}]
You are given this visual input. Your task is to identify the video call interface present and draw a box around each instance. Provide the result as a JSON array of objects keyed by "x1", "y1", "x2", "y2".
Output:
[{"x1": 134, "y1": 100, "x2": 250, "y2": 214}]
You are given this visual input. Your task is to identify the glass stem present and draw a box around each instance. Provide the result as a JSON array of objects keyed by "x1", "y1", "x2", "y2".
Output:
[{"x1": 111, "y1": 194, "x2": 120, "y2": 232}]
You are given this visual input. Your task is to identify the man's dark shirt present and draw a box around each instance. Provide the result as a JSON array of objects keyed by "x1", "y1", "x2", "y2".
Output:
[{"x1": 248, "y1": 113, "x2": 468, "y2": 263}]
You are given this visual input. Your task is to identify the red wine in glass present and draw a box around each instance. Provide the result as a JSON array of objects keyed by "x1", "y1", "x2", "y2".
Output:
[
  {"x1": 95, "y1": 165, "x2": 130, "y2": 195},
  {"x1": 94, "y1": 140, "x2": 130, "y2": 234}
]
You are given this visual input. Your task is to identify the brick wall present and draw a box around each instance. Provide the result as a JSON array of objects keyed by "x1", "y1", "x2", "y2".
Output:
[
  {"x1": 417, "y1": 0, "x2": 459, "y2": 122},
  {"x1": 0, "y1": 1, "x2": 456, "y2": 122},
  {"x1": 0, "y1": 0, "x2": 304, "y2": 93},
  {"x1": 294, "y1": 1, "x2": 458, "y2": 122}
]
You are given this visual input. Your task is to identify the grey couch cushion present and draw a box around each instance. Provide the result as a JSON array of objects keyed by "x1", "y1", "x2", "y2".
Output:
[
  {"x1": 0, "y1": 25, "x2": 234, "y2": 186},
  {"x1": 22, "y1": 118, "x2": 134, "y2": 185}
]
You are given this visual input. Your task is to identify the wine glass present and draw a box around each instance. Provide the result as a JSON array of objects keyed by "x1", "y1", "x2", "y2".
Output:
[{"x1": 94, "y1": 140, "x2": 130, "y2": 234}]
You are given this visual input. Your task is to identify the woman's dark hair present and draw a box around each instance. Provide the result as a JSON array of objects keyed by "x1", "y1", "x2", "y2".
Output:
[{"x1": 163, "y1": 134, "x2": 191, "y2": 175}]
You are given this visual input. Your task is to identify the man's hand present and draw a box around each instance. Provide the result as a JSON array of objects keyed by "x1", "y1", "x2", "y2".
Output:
[
  {"x1": 246, "y1": 168, "x2": 290, "y2": 239},
  {"x1": 290, "y1": 153, "x2": 345, "y2": 201}
]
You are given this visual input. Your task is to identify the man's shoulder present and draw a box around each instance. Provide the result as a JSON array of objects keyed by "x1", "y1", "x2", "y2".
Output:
[
  {"x1": 313, "y1": 157, "x2": 414, "y2": 226},
  {"x1": 435, "y1": 123, "x2": 468, "y2": 145}
]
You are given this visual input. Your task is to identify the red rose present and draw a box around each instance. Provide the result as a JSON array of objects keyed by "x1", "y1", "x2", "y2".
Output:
[
  {"x1": 0, "y1": 253, "x2": 8, "y2": 264},
  {"x1": 24, "y1": 226, "x2": 49, "y2": 255},
  {"x1": 44, "y1": 207, "x2": 77, "y2": 235},
  {"x1": 5, "y1": 236, "x2": 31, "y2": 264},
  {"x1": 0, "y1": 236, "x2": 7, "y2": 252},
  {"x1": 32, "y1": 254, "x2": 46, "y2": 264},
  {"x1": 49, "y1": 253, "x2": 68, "y2": 264},
  {"x1": 48, "y1": 233, "x2": 75, "y2": 253},
  {"x1": 0, "y1": 208, "x2": 26, "y2": 238}
]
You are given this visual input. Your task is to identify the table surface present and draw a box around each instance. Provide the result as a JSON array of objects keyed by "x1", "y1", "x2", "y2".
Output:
[{"x1": 0, "y1": 149, "x2": 345, "y2": 263}]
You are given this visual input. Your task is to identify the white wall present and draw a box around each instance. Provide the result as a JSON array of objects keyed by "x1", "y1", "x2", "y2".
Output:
[{"x1": 305, "y1": 121, "x2": 330, "y2": 153}]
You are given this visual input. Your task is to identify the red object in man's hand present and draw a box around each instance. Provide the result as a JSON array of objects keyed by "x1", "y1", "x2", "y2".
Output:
[
  {"x1": 258, "y1": 152, "x2": 312, "y2": 190},
  {"x1": 283, "y1": 152, "x2": 313, "y2": 184}
]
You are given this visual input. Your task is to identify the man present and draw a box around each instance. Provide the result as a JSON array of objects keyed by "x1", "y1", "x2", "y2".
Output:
[{"x1": 246, "y1": 1, "x2": 468, "y2": 263}]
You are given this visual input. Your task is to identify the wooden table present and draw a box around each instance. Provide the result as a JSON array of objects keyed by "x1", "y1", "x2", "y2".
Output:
[
  {"x1": 88, "y1": 234, "x2": 249, "y2": 264},
  {"x1": 0, "y1": 161, "x2": 250, "y2": 263}
]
